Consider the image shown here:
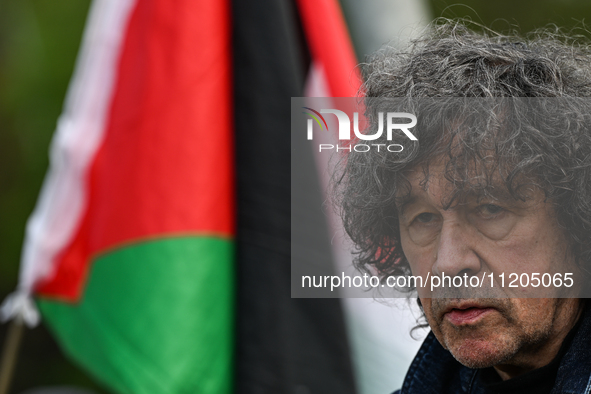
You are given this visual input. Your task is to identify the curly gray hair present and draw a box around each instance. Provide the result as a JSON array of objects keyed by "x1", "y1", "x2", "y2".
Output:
[{"x1": 335, "y1": 19, "x2": 591, "y2": 288}]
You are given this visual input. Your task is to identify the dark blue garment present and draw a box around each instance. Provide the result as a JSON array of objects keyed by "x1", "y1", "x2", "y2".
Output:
[{"x1": 393, "y1": 305, "x2": 591, "y2": 394}]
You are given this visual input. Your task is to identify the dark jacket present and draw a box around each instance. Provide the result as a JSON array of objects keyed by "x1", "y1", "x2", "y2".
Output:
[{"x1": 394, "y1": 305, "x2": 591, "y2": 394}]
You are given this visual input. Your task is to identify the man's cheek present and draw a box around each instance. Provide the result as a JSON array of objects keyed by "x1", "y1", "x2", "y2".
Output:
[
  {"x1": 420, "y1": 299, "x2": 439, "y2": 331},
  {"x1": 422, "y1": 303, "x2": 450, "y2": 350},
  {"x1": 403, "y1": 250, "x2": 435, "y2": 298}
]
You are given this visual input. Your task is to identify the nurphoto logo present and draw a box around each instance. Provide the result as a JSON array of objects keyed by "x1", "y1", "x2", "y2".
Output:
[{"x1": 302, "y1": 107, "x2": 418, "y2": 152}]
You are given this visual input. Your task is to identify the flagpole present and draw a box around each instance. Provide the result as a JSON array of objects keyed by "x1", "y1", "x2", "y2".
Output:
[{"x1": 0, "y1": 314, "x2": 24, "y2": 394}]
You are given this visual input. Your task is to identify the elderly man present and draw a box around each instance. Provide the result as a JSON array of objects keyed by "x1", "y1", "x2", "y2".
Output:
[{"x1": 336, "y1": 20, "x2": 591, "y2": 393}]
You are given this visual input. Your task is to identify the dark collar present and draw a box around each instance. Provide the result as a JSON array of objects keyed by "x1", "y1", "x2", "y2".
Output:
[{"x1": 551, "y1": 302, "x2": 591, "y2": 393}]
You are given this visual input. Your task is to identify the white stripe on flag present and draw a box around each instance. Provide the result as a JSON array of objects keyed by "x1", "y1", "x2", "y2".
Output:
[{"x1": 19, "y1": 0, "x2": 137, "y2": 296}]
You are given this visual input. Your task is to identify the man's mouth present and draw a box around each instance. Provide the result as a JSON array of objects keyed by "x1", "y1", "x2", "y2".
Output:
[{"x1": 443, "y1": 304, "x2": 496, "y2": 325}]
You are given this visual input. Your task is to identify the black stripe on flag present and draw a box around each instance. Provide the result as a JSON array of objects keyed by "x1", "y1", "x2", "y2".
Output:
[{"x1": 232, "y1": 0, "x2": 358, "y2": 392}]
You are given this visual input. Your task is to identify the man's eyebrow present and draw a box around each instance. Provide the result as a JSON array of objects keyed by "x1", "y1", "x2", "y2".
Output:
[
  {"x1": 396, "y1": 195, "x2": 417, "y2": 216},
  {"x1": 471, "y1": 186, "x2": 517, "y2": 203},
  {"x1": 395, "y1": 184, "x2": 522, "y2": 215}
]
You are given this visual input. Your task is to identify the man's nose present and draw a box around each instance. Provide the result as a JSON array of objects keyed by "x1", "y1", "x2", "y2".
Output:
[{"x1": 432, "y1": 220, "x2": 482, "y2": 277}]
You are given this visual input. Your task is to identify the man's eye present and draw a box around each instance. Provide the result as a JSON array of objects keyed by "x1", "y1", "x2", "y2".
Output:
[
  {"x1": 472, "y1": 203, "x2": 515, "y2": 240},
  {"x1": 478, "y1": 204, "x2": 504, "y2": 217},
  {"x1": 406, "y1": 212, "x2": 441, "y2": 245},
  {"x1": 414, "y1": 212, "x2": 436, "y2": 223}
]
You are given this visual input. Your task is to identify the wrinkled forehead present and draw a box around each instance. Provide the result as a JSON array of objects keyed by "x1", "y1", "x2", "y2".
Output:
[{"x1": 395, "y1": 158, "x2": 541, "y2": 211}]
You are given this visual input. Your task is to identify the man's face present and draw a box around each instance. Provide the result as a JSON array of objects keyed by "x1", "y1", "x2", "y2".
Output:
[{"x1": 398, "y1": 163, "x2": 582, "y2": 375}]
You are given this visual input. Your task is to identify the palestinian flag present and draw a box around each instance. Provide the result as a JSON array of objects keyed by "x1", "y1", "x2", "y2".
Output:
[
  {"x1": 1, "y1": 0, "x2": 362, "y2": 392},
  {"x1": 11, "y1": 0, "x2": 234, "y2": 392}
]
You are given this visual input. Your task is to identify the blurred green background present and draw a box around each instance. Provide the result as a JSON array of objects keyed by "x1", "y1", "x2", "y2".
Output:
[
  {"x1": 2, "y1": 0, "x2": 591, "y2": 392},
  {"x1": 0, "y1": 0, "x2": 108, "y2": 392}
]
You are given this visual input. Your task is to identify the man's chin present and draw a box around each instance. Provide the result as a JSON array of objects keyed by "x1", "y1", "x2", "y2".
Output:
[{"x1": 444, "y1": 336, "x2": 518, "y2": 369}]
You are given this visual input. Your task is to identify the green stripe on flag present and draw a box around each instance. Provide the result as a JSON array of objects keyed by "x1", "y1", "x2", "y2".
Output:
[{"x1": 38, "y1": 236, "x2": 234, "y2": 394}]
